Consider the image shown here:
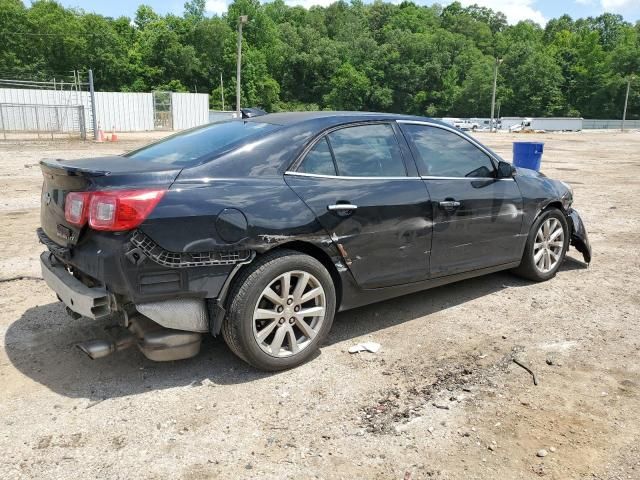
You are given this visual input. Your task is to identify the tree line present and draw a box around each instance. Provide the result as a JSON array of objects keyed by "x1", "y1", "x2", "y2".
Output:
[{"x1": 1, "y1": 0, "x2": 638, "y2": 118}]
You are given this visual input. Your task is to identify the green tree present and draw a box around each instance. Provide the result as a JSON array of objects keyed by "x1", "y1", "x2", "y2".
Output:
[
  {"x1": 0, "y1": 0, "x2": 637, "y2": 119},
  {"x1": 324, "y1": 63, "x2": 371, "y2": 110}
]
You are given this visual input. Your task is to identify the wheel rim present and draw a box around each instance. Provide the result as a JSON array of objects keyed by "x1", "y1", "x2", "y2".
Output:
[
  {"x1": 252, "y1": 270, "x2": 326, "y2": 358},
  {"x1": 533, "y1": 217, "x2": 565, "y2": 273}
]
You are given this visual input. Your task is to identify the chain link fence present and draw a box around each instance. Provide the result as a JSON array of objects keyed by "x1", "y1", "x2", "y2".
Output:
[
  {"x1": 153, "y1": 91, "x2": 173, "y2": 130},
  {"x1": 0, "y1": 103, "x2": 86, "y2": 140}
]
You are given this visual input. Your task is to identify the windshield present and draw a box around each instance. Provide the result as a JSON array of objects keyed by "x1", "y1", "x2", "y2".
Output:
[{"x1": 125, "y1": 121, "x2": 279, "y2": 167}]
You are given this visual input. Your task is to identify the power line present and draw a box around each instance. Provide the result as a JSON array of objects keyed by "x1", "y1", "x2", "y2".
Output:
[
  {"x1": 0, "y1": 81, "x2": 60, "y2": 89},
  {"x1": 0, "y1": 71, "x2": 89, "y2": 91},
  {"x1": 0, "y1": 78, "x2": 87, "y2": 86},
  {"x1": 0, "y1": 71, "x2": 85, "y2": 81},
  {"x1": 4, "y1": 32, "x2": 68, "y2": 36}
]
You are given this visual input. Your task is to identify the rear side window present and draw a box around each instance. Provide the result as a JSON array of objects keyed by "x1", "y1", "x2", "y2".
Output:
[
  {"x1": 402, "y1": 124, "x2": 495, "y2": 178},
  {"x1": 298, "y1": 138, "x2": 336, "y2": 175},
  {"x1": 125, "y1": 121, "x2": 279, "y2": 167},
  {"x1": 328, "y1": 124, "x2": 406, "y2": 177}
]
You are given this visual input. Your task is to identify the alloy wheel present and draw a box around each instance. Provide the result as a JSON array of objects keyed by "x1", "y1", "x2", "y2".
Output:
[
  {"x1": 252, "y1": 270, "x2": 326, "y2": 358},
  {"x1": 533, "y1": 217, "x2": 565, "y2": 273}
]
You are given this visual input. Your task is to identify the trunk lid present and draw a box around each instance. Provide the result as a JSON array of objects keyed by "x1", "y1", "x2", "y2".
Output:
[{"x1": 40, "y1": 156, "x2": 181, "y2": 247}]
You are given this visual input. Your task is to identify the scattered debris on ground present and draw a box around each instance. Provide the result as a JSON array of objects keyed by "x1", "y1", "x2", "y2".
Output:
[{"x1": 348, "y1": 342, "x2": 381, "y2": 354}]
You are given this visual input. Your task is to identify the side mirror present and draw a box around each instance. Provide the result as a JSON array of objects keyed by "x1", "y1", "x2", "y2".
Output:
[{"x1": 497, "y1": 161, "x2": 516, "y2": 179}]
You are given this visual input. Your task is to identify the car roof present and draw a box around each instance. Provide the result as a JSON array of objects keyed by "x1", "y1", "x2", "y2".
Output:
[{"x1": 246, "y1": 111, "x2": 445, "y2": 127}]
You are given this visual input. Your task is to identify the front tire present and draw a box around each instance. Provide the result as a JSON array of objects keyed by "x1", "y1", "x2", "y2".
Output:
[
  {"x1": 222, "y1": 249, "x2": 336, "y2": 371},
  {"x1": 512, "y1": 208, "x2": 569, "y2": 282}
]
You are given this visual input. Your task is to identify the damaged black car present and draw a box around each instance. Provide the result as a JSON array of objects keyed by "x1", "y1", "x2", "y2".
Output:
[{"x1": 38, "y1": 112, "x2": 592, "y2": 371}]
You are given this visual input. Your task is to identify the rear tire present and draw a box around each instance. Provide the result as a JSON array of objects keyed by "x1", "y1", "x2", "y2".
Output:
[
  {"x1": 512, "y1": 208, "x2": 569, "y2": 282},
  {"x1": 222, "y1": 249, "x2": 336, "y2": 371}
]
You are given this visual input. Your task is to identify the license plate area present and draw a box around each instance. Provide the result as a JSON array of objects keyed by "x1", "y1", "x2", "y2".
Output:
[{"x1": 56, "y1": 224, "x2": 73, "y2": 242}]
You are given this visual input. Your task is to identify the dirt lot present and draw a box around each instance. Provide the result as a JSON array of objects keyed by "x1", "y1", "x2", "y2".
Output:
[{"x1": 0, "y1": 130, "x2": 639, "y2": 480}]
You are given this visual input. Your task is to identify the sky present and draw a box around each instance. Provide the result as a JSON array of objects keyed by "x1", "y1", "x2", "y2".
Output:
[{"x1": 33, "y1": 0, "x2": 640, "y2": 25}]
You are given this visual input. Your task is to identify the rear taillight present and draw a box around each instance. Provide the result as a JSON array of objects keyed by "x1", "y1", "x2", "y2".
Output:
[
  {"x1": 64, "y1": 192, "x2": 90, "y2": 226},
  {"x1": 88, "y1": 189, "x2": 166, "y2": 231}
]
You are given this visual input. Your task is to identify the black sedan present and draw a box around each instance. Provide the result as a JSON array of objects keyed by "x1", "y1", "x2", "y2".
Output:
[{"x1": 38, "y1": 112, "x2": 591, "y2": 371}]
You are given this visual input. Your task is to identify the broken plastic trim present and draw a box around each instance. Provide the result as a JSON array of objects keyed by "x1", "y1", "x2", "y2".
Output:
[
  {"x1": 37, "y1": 227, "x2": 71, "y2": 260},
  {"x1": 130, "y1": 230, "x2": 252, "y2": 268},
  {"x1": 566, "y1": 209, "x2": 592, "y2": 264}
]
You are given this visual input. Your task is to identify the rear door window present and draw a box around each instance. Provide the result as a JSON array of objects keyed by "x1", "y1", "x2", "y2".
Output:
[
  {"x1": 298, "y1": 138, "x2": 337, "y2": 176},
  {"x1": 327, "y1": 124, "x2": 406, "y2": 177}
]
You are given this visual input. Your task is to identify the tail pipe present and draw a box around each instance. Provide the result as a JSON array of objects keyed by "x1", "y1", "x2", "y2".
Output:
[{"x1": 76, "y1": 336, "x2": 136, "y2": 359}]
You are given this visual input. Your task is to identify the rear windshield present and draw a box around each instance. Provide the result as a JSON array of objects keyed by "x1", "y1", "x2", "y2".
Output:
[{"x1": 124, "y1": 121, "x2": 279, "y2": 166}]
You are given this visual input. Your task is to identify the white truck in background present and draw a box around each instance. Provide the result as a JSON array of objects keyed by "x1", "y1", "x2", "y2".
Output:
[
  {"x1": 508, "y1": 118, "x2": 534, "y2": 132},
  {"x1": 441, "y1": 117, "x2": 480, "y2": 131}
]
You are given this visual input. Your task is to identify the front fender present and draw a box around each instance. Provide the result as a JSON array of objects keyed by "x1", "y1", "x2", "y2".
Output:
[
  {"x1": 566, "y1": 208, "x2": 592, "y2": 264},
  {"x1": 514, "y1": 169, "x2": 567, "y2": 236}
]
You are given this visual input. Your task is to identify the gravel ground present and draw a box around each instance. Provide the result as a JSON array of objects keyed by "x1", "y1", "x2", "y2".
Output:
[{"x1": 0, "y1": 130, "x2": 639, "y2": 480}]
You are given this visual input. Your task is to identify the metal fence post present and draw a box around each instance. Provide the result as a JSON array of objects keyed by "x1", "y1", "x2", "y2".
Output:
[
  {"x1": 236, "y1": 15, "x2": 248, "y2": 116},
  {"x1": 622, "y1": 76, "x2": 633, "y2": 132},
  {"x1": 34, "y1": 105, "x2": 40, "y2": 139},
  {"x1": 0, "y1": 105, "x2": 5, "y2": 140},
  {"x1": 88, "y1": 69, "x2": 98, "y2": 140},
  {"x1": 20, "y1": 105, "x2": 26, "y2": 132},
  {"x1": 78, "y1": 106, "x2": 86, "y2": 140}
]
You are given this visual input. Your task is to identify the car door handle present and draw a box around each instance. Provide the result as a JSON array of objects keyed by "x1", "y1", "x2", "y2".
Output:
[
  {"x1": 327, "y1": 204, "x2": 358, "y2": 211},
  {"x1": 439, "y1": 200, "x2": 461, "y2": 209}
]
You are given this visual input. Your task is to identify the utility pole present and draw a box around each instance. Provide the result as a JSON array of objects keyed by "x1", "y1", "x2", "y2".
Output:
[
  {"x1": 88, "y1": 69, "x2": 98, "y2": 141},
  {"x1": 622, "y1": 75, "x2": 634, "y2": 132},
  {"x1": 73, "y1": 70, "x2": 79, "y2": 106},
  {"x1": 490, "y1": 58, "x2": 503, "y2": 133},
  {"x1": 220, "y1": 73, "x2": 225, "y2": 111},
  {"x1": 236, "y1": 15, "x2": 248, "y2": 117}
]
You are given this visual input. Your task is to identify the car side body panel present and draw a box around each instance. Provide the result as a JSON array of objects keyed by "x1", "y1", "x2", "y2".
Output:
[
  {"x1": 141, "y1": 178, "x2": 325, "y2": 253},
  {"x1": 337, "y1": 260, "x2": 523, "y2": 311},
  {"x1": 284, "y1": 173, "x2": 432, "y2": 289},
  {"x1": 422, "y1": 178, "x2": 524, "y2": 277},
  {"x1": 140, "y1": 175, "x2": 355, "y2": 299}
]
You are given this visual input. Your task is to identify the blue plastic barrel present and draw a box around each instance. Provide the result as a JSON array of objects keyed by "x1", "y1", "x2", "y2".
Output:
[{"x1": 513, "y1": 142, "x2": 544, "y2": 171}]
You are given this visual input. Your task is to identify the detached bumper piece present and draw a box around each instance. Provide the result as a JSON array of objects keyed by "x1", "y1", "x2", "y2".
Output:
[
  {"x1": 40, "y1": 252, "x2": 111, "y2": 319},
  {"x1": 567, "y1": 208, "x2": 592, "y2": 264},
  {"x1": 37, "y1": 228, "x2": 71, "y2": 260}
]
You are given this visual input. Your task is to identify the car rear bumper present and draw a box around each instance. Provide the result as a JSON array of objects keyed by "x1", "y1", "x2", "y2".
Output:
[
  {"x1": 42, "y1": 248, "x2": 206, "y2": 361},
  {"x1": 36, "y1": 228, "x2": 236, "y2": 305},
  {"x1": 40, "y1": 252, "x2": 112, "y2": 319},
  {"x1": 37, "y1": 228, "x2": 252, "y2": 333}
]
